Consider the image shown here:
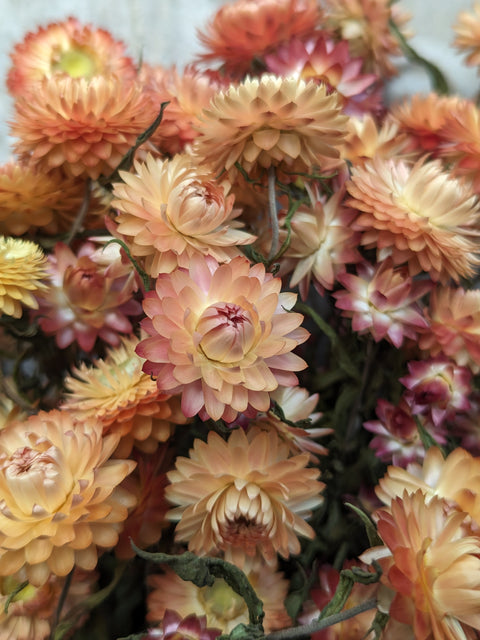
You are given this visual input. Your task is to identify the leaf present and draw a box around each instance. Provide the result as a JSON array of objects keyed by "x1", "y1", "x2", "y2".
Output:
[{"x1": 345, "y1": 503, "x2": 383, "y2": 547}]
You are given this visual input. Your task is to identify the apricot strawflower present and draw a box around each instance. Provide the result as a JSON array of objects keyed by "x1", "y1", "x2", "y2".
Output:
[
  {"x1": 333, "y1": 258, "x2": 430, "y2": 348},
  {"x1": 193, "y1": 74, "x2": 348, "y2": 182},
  {"x1": 0, "y1": 409, "x2": 136, "y2": 586},
  {"x1": 0, "y1": 236, "x2": 48, "y2": 319},
  {"x1": 340, "y1": 114, "x2": 413, "y2": 165},
  {"x1": 347, "y1": 157, "x2": 480, "y2": 282},
  {"x1": 7, "y1": 16, "x2": 136, "y2": 97},
  {"x1": 165, "y1": 427, "x2": 324, "y2": 563},
  {"x1": 454, "y1": 3, "x2": 480, "y2": 69},
  {"x1": 33, "y1": 241, "x2": 141, "y2": 352},
  {"x1": 196, "y1": 0, "x2": 321, "y2": 76},
  {"x1": 11, "y1": 75, "x2": 158, "y2": 180},
  {"x1": 137, "y1": 254, "x2": 309, "y2": 422},
  {"x1": 148, "y1": 560, "x2": 292, "y2": 633},
  {"x1": 111, "y1": 153, "x2": 255, "y2": 277},
  {"x1": 62, "y1": 335, "x2": 186, "y2": 457}
]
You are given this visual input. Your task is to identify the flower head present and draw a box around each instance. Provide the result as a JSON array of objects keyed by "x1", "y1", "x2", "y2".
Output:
[
  {"x1": 11, "y1": 76, "x2": 157, "y2": 179},
  {"x1": 0, "y1": 237, "x2": 48, "y2": 319},
  {"x1": 340, "y1": 115, "x2": 413, "y2": 165},
  {"x1": 33, "y1": 241, "x2": 141, "y2": 352},
  {"x1": 0, "y1": 409, "x2": 135, "y2": 585},
  {"x1": 196, "y1": 0, "x2": 321, "y2": 76},
  {"x1": 333, "y1": 258, "x2": 430, "y2": 348},
  {"x1": 7, "y1": 17, "x2": 136, "y2": 96},
  {"x1": 165, "y1": 427, "x2": 324, "y2": 563},
  {"x1": 193, "y1": 75, "x2": 348, "y2": 182},
  {"x1": 347, "y1": 157, "x2": 480, "y2": 282},
  {"x1": 454, "y1": 3, "x2": 480, "y2": 69},
  {"x1": 137, "y1": 255, "x2": 309, "y2": 422},
  {"x1": 111, "y1": 154, "x2": 255, "y2": 277},
  {"x1": 144, "y1": 610, "x2": 221, "y2": 640},
  {"x1": 148, "y1": 560, "x2": 292, "y2": 633}
]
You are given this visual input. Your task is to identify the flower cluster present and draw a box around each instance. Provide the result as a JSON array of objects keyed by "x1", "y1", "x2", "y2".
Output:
[{"x1": 1, "y1": 1, "x2": 480, "y2": 639}]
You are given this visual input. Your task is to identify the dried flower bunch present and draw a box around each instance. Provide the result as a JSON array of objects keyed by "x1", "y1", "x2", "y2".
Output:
[{"x1": 1, "y1": 1, "x2": 480, "y2": 639}]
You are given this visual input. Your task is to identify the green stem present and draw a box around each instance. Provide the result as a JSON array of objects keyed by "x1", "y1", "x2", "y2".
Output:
[{"x1": 267, "y1": 166, "x2": 279, "y2": 262}]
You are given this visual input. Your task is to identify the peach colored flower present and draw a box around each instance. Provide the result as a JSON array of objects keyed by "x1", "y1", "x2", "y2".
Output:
[
  {"x1": 454, "y1": 3, "x2": 480, "y2": 68},
  {"x1": 11, "y1": 75, "x2": 158, "y2": 180},
  {"x1": 7, "y1": 17, "x2": 136, "y2": 97},
  {"x1": 137, "y1": 254, "x2": 309, "y2": 422},
  {"x1": 165, "y1": 427, "x2": 324, "y2": 563},
  {"x1": 33, "y1": 240, "x2": 141, "y2": 352},
  {"x1": 279, "y1": 183, "x2": 361, "y2": 299},
  {"x1": 148, "y1": 559, "x2": 292, "y2": 633},
  {"x1": 0, "y1": 409, "x2": 136, "y2": 586},
  {"x1": 340, "y1": 114, "x2": 413, "y2": 165},
  {"x1": 0, "y1": 161, "x2": 88, "y2": 236},
  {"x1": 375, "y1": 446, "x2": 480, "y2": 533},
  {"x1": 111, "y1": 153, "x2": 255, "y2": 277},
  {"x1": 62, "y1": 335, "x2": 186, "y2": 457},
  {"x1": 347, "y1": 157, "x2": 480, "y2": 283},
  {"x1": 196, "y1": 0, "x2": 321, "y2": 76},
  {"x1": 323, "y1": 0, "x2": 411, "y2": 77},
  {"x1": 265, "y1": 35, "x2": 381, "y2": 116},
  {"x1": 419, "y1": 286, "x2": 480, "y2": 373},
  {"x1": 367, "y1": 491, "x2": 480, "y2": 640},
  {"x1": 0, "y1": 237, "x2": 48, "y2": 319},
  {"x1": 333, "y1": 258, "x2": 430, "y2": 348},
  {"x1": 193, "y1": 74, "x2": 348, "y2": 182}
]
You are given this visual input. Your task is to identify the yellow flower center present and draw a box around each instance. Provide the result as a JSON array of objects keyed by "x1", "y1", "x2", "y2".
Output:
[
  {"x1": 196, "y1": 302, "x2": 256, "y2": 363},
  {"x1": 199, "y1": 578, "x2": 247, "y2": 623},
  {"x1": 51, "y1": 47, "x2": 98, "y2": 78},
  {"x1": 1, "y1": 576, "x2": 37, "y2": 602}
]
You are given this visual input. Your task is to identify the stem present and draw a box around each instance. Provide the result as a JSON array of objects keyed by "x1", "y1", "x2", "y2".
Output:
[
  {"x1": 265, "y1": 598, "x2": 377, "y2": 640},
  {"x1": 267, "y1": 166, "x2": 279, "y2": 262},
  {"x1": 49, "y1": 568, "x2": 74, "y2": 640},
  {"x1": 65, "y1": 178, "x2": 92, "y2": 245},
  {"x1": 345, "y1": 337, "x2": 375, "y2": 443}
]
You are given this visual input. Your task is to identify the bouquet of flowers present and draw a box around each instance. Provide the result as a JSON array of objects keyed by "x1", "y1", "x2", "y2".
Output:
[{"x1": 1, "y1": 0, "x2": 480, "y2": 638}]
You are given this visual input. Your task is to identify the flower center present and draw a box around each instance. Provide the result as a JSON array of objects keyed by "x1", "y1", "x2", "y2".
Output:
[
  {"x1": 51, "y1": 47, "x2": 98, "y2": 78},
  {"x1": 196, "y1": 302, "x2": 256, "y2": 363},
  {"x1": 199, "y1": 578, "x2": 247, "y2": 623}
]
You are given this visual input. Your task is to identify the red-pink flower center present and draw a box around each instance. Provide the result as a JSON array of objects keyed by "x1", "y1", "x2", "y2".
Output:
[{"x1": 196, "y1": 302, "x2": 256, "y2": 363}]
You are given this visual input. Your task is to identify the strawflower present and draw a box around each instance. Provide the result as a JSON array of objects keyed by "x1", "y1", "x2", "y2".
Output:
[
  {"x1": 165, "y1": 427, "x2": 324, "y2": 563},
  {"x1": 0, "y1": 409, "x2": 136, "y2": 586},
  {"x1": 143, "y1": 610, "x2": 220, "y2": 640},
  {"x1": 0, "y1": 236, "x2": 48, "y2": 319},
  {"x1": 454, "y1": 2, "x2": 480, "y2": 69},
  {"x1": 137, "y1": 254, "x2": 309, "y2": 422}
]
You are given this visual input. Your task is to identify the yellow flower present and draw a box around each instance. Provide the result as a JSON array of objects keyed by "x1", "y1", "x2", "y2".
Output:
[
  {"x1": 0, "y1": 237, "x2": 48, "y2": 319},
  {"x1": 347, "y1": 157, "x2": 480, "y2": 283},
  {"x1": 165, "y1": 427, "x2": 324, "y2": 563},
  {"x1": 137, "y1": 254, "x2": 309, "y2": 422},
  {"x1": 147, "y1": 560, "x2": 292, "y2": 633},
  {"x1": 62, "y1": 335, "x2": 187, "y2": 457},
  {"x1": 193, "y1": 75, "x2": 348, "y2": 181},
  {"x1": 111, "y1": 153, "x2": 255, "y2": 277},
  {"x1": 0, "y1": 409, "x2": 136, "y2": 585}
]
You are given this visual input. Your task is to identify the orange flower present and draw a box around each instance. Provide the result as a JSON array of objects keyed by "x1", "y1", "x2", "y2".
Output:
[
  {"x1": 7, "y1": 17, "x2": 136, "y2": 96},
  {"x1": 148, "y1": 561, "x2": 291, "y2": 633},
  {"x1": 0, "y1": 409, "x2": 136, "y2": 585},
  {"x1": 340, "y1": 114, "x2": 413, "y2": 165},
  {"x1": 62, "y1": 335, "x2": 186, "y2": 457},
  {"x1": 0, "y1": 161, "x2": 88, "y2": 236},
  {"x1": 454, "y1": 3, "x2": 480, "y2": 68},
  {"x1": 368, "y1": 491, "x2": 480, "y2": 639},
  {"x1": 347, "y1": 157, "x2": 480, "y2": 283},
  {"x1": 419, "y1": 286, "x2": 480, "y2": 373},
  {"x1": 193, "y1": 75, "x2": 348, "y2": 182},
  {"x1": 137, "y1": 254, "x2": 309, "y2": 422},
  {"x1": 111, "y1": 153, "x2": 255, "y2": 277},
  {"x1": 323, "y1": 0, "x2": 411, "y2": 77},
  {"x1": 0, "y1": 237, "x2": 48, "y2": 319},
  {"x1": 165, "y1": 427, "x2": 324, "y2": 563},
  {"x1": 196, "y1": 0, "x2": 321, "y2": 76},
  {"x1": 11, "y1": 75, "x2": 158, "y2": 180}
]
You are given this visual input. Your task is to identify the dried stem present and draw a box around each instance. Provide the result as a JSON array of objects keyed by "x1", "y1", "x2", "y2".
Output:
[
  {"x1": 267, "y1": 166, "x2": 279, "y2": 262},
  {"x1": 65, "y1": 178, "x2": 92, "y2": 245}
]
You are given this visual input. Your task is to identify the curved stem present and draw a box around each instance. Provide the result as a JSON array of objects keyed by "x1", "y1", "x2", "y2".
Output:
[{"x1": 267, "y1": 166, "x2": 279, "y2": 262}]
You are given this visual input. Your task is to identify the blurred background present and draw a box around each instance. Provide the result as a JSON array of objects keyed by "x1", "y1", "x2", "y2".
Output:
[{"x1": 0, "y1": 0, "x2": 477, "y2": 158}]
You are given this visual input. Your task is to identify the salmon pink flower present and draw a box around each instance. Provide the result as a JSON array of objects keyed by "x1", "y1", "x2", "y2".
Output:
[
  {"x1": 165, "y1": 427, "x2": 324, "y2": 563},
  {"x1": 333, "y1": 258, "x2": 431, "y2": 348},
  {"x1": 33, "y1": 241, "x2": 141, "y2": 352},
  {"x1": 143, "y1": 610, "x2": 220, "y2": 640},
  {"x1": 454, "y1": 3, "x2": 480, "y2": 68},
  {"x1": 137, "y1": 254, "x2": 309, "y2": 422}
]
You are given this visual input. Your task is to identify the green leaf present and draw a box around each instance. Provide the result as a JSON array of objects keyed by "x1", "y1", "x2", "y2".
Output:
[{"x1": 345, "y1": 503, "x2": 383, "y2": 547}]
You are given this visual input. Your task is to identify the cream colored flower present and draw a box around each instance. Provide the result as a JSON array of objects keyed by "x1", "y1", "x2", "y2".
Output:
[{"x1": 0, "y1": 409, "x2": 136, "y2": 585}]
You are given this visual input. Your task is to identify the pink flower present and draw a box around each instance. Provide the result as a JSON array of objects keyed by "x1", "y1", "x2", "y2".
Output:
[
  {"x1": 333, "y1": 258, "x2": 431, "y2": 347},
  {"x1": 136, "y1": 255, "x2": 309, "y2": 421},
  {"x1": 34, "y1": 241, "x2": 141, "y2": 352}
]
